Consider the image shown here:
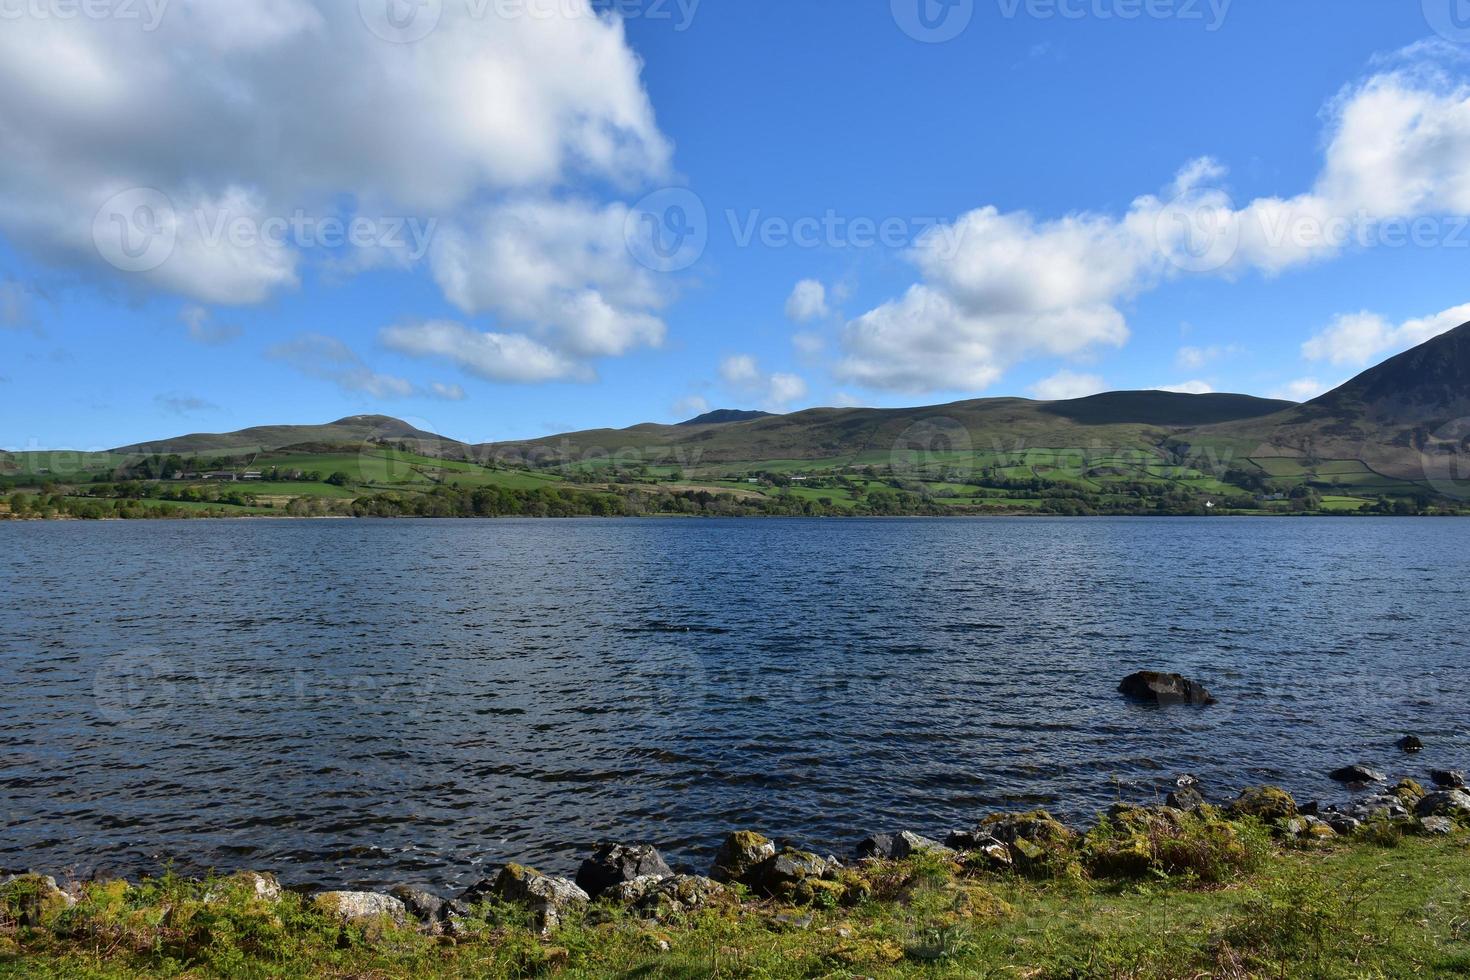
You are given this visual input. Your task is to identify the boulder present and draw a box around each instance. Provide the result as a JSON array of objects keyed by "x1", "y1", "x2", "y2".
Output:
[
  {"x1": 856, "y1": 831, "x2": 955, "y2": 861},
  {"x1": 0, "y1": 874, "x2": 76, "y2": 926},
  {"x1": 1420, "y1": 816, "x2": 1455, "y2": 835},
  {"x1": 633, "y1": 875, "x2": 731, "y2": 920},
  {"x1": 1166, "y1": 786, "x2": 1205, "y2": 810},
  {"x1": 1389, "y1": 778, "x2": 1427, "y2": 803},
  {"x1": 388, "y1": 885, "x2": 445, "y2": 926},
  {"x1": 1118, "y1": 671, "x2": 1216, "y2": 706},
  {"x1": 1397, "y1": 735, "x2": 1424, "y2": 753},
  {"x1": 1430, "y1": 770, "x2": 1467, "y2": 789},
  {"x1": 312, "y1": 891, "x2": 408, "y2": 928},
  {"x1": 575, "y1": 843, "x2": 673, "y2": 900},
  {"x1": 1416, "y1": 790, "x2": 1470, "y2": 820},
  {"x1": 970, "y1": 811, "x2": 1075, "y2": 874},
  {"x1": 709, "y1": 831, "x2": 776, "y2": 885},
  {"x1": 749, "y1": 848, "x2": 835, "y2": 898},
  {"x1": 1227, "y1": 786, "x2": 1298, "y2": 822},
  {"x1": 1329, "y1": 764, "x2": 1386, "y2": 784},
  {"x1": 607, "y1": 874, "x2": 666, "y2": 905},
  {"x1": 461, "y1": 864, "x2": 589, "y2": 934}
]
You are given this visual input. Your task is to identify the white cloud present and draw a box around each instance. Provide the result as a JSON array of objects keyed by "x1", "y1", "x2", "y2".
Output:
[
  {"x1": 179, "y1": 305, "x2": 241, "y2": 346},
  {"x1": 673, "y1": 395, "x2": 709, "y2": 419},
  {"x1": 0, "y1": 279, "x2": 38, "y2": 331},
  {"x1": 428, "y1": 382, "x2": 467, "y2": 402},
  {"x1": 1157, "y1": 380, "x2": 1215, "y2": 394},
  {"x1": 268, "y1": 333, "x2": 415, "y2": 398},
  {"x1": 381, "y1": 320, "x2": 583, "y2": 384},
  {"x1": 155, "y1": 393, "x2": 219, "y2": 416},
  {"x1": 1270, "y1": 377, "x2": 1332, "y2": 402},
  {"x1": 785, "y1": 279, "x2": 829, "y2": 323},
  {"x1": 1029, "y1": 370, "x2": 1105, "y2": 401},
  {"x1": 840, "y1": 55, "x2": 1470, "y2": 394},
  {"x1": 719, "y1": 354, "x2": 808, "y2": 411},
  {"x1": 0, "y1": 0, "x2": 668, "y2": 326},
  {"x1": 792, "y1": 331, "x2": 826, "y2": 355},
  {"x1": 1301, "y1": 302, "x2": 1470, "y2": 366}
]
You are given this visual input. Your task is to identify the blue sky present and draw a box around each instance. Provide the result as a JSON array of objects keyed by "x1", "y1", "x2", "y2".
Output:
[{"x1": 3, "y1": 0, "x2": 1470, "y2": 449}]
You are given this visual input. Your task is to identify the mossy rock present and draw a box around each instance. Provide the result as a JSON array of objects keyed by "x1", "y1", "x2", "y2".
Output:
[
  {"x1": 710, "y1": 831, "x2": 776, "y2": 885},
  {"x1": 1227, "y1": 786, "x2": 1298, "y2": 822},
  {"x1": 829, "y1": 937, "x2": 904, "y2": 967},
  {"x1": 0, "y1": 875, "x2": 74, "y2": 928},
  {"x1": 1391, "y1": 778, "x2": 1427, "y2": 804}
]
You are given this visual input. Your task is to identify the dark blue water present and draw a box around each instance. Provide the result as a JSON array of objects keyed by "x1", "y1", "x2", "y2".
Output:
[{"x1": 1, "y1": 517, "x2": 1465, "y2": 890}]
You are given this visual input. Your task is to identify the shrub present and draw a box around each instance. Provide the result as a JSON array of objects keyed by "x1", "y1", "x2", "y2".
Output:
[{"x1": 1083, "y1": 806, "x2": 1268, "y2": 883}]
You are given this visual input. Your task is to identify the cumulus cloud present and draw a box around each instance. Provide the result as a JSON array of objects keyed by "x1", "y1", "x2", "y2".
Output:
[
  {"x1": 1301, "y1": 302, "x2": 1470, "y2": 366},
  {"x1": 785, "y1": 280, "x2": 829, "y2": 323},
  {"x1": 840, "y1": 55, "x2": 1470, "y2": 394},
  {"x1": 673, "y1": 395, "x2": 710, "y2": 419},
  {"x1": 381, "y1": 320, "x2": 584, "y2": 384},
  {"x1": 428, "y1": 382, "x2": 467, "y2": 402},
  {"x1": 268, "y1": 333, "x2": 416, "y2": 398},
  {"x1": 1176, "y1": 344, "x2": 1239, "y2": 370},
  {"x1": 1029, "y1": 371, "x2": 1105, "y2": 401},
  {"x1": 720, "y1": 355, "x2": 808, "y2": 411},
  {"x1": 179, "y1": 305, "x2": 242, "y2": 346},
  {"x1": 1271, "y1": 378, "x2": 1332, "y2": 402},
  {"x1": 0, "y1": 0, "x2": 670, "y2": 376}
]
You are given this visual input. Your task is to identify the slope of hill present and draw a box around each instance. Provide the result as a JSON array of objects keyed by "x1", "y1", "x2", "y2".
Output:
[
  {"x1": 1195, "y1": 321, "x2": 1470, "y2": 481},
  {"x1": 676, "y1": 409, "x2": 775, "y2": 426},
  {"x1": 111, "y1": 415, "x2": 463, "y2": 456}
]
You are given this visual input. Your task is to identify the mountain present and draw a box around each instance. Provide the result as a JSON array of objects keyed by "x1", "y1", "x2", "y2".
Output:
[
  {"x1": 677, "y1": 409, "x2": 775, "y2": 426},
  {"x1": 1195, "y1": 321, "x2": 1470, "y2": 480},
  {"x1": 111, "y1": 415, "x2": 463, "y2": 456},
  {"x1": 482, "y1": 391, "x2": 1297, "y2": 466}
]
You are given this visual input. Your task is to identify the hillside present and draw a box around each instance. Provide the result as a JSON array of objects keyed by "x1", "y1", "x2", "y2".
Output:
[
  {"x1": 111, "y1": 415, "x2": 465, "y2": 456},
  {"x1": 1195, "y1": 320, "x2": 1470, "y2": 481}
]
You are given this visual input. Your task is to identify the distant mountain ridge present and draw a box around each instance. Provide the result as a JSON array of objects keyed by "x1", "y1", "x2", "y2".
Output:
[
  {"x1": 677, "y1": 409, "x2": 775, "y2": 426},
  {"x1": 111, "y1": 415, "x2": 463, "y2": 455}
]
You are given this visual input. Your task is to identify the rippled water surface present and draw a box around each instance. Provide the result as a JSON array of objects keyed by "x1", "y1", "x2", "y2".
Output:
[{"x1": 2, "y1": 517, "x2": 1466, "y2": 889}]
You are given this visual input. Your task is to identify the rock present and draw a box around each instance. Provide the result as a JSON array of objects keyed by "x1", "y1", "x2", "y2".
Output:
[
  {"x1": 1337, "y1": 793, "x2": 1409, "y2": 822},
  {"x1": 748, "y1": 848, "x2": 836, "y2": 900},
  {"x1": 1283, "y1": 815, "x2": 1337, "y2": 840},
  {"x1": 388, "y1": 885, "x2": 445, "y2": 925},
  {"x1": 1329, "y1": 764, "x2": 1387, "y2": 784},
  {"x1": 968, "y1": 811, "x2": 1075, "y2": 874},
  {"x1": 1397, "y1": 735, "x2": 1424, "y2": 753},
  {"x1": 1430, "y1": 769, "x2": 1467, "y2": 789},
  {"x1": 1328, "y1": 816, "x2": 1362, "y2": 834},
  {"x1": 607, "y1": 874, "x2": 666, "y2": 905},
  {"x1": 461, "y1": 864, "x2": 589, "y2": 934},
  {"x1": 0, "y1": 874, "x2": 76, "y2": 926},
  {"x1": 1118, "y1": 671, "x2": 1216, "y2": 706},
  {"x1": 204, "y1": 871, "x2": 282, "y2": 904},
  {"x1": 1227, "y1": 786, "x2": 1298, "y2": 822},
  {"x1": 1166, "y1": 786, "x2": 1205, "y2": 810},
  {"x1": 709, "y1": 831, "x2": 776, "y2": 885},
  {"x1": 856, "y1": 831, "x2": 955, "y2": 861},
  {"x1": 1175, "y1": 774, "x2": 1201, "y2": 788},
  {"x1": 1420, "y1": 816, "x2": 1455, "y2": 835},
  {"x1": 312, "y1": 891, "x2": 408, "y2": 927},
  {"x1": 1390, "y1": 778, "x2": 1427, "y2": 803},
  {"x1": 575, "y1": 843, "x2": 673, "y2": 900},
  {"x1": 1416, "y1": 789, "x2": 1470, "y2": 819},
  {"x1": 633, "y1": 875, "x2": 731, "y2": 920}
]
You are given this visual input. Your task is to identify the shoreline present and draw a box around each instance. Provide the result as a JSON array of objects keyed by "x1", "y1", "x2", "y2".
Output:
[{"x1": 4, "y1": 776, "x2": 1467, "y2": 977}]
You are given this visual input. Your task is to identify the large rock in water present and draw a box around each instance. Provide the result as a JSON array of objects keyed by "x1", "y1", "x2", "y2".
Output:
[
  {"x1": 1118, "y1": 671, "x2": 1216, "y2": 705},
  {"x1": 1329, "y1": 764, "x2": 1387, "y2": 784},
  {"x1": 1430, "y1": 770, "x2": 1467, "y2": 789},
  {"x1": 461, "y1": 864, "x2": 589, "y2": 934},
  {"x1": 575, "y1": 843, "x2": 672, "y2": 899}
]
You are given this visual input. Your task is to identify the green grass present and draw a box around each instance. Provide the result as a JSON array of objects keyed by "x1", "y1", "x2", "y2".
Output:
[{"x1": 3, "y1": 824, "x2": 1467, "y2": 978}]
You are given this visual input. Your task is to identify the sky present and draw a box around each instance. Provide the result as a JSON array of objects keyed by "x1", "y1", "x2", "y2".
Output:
[{"x1": 4, "y1": 0, "x2": 1470, "y2": 450}]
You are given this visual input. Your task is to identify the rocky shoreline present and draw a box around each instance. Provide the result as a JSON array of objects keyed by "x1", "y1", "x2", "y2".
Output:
[{"x1": 7, "y1": 767, "x2": 1467, "y2": 942}]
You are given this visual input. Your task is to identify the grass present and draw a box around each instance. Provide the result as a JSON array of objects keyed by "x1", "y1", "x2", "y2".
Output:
[{"x1": 5, "y1": 807, "x2": 1466, "y2": 978}]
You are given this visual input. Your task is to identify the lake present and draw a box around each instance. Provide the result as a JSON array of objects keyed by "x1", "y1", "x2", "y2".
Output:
[{"x1": 1, "y1": 517, "x2": 1465, "y2": 890}]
